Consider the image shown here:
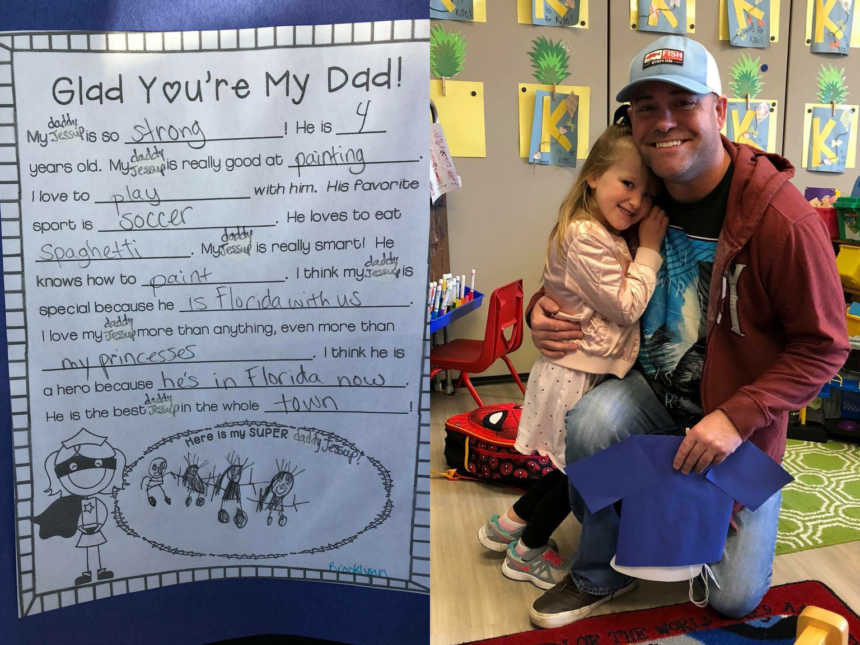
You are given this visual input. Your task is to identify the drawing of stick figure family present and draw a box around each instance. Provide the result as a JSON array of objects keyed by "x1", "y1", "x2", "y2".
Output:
[
  {"x1": 210, "y1": 453, "x2": 308, "y2": 529},
  {"x1": 161, "y1": 451, "x2": 308, "y2": 530}
]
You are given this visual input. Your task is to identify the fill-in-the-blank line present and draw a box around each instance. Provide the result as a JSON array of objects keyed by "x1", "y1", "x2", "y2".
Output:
[{"x1": 94, "y1": 195, "x2": 249, "y2": 204}]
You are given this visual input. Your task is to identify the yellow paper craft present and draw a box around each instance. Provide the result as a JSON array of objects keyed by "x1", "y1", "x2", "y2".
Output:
[
  {"x1": 518, "y1": 83, "x2": 590, "y2": 159},
  {"x1": 801, "y1": 103, "x2": 859, "y2": 170},
  {"x1": 806, "y1": 0, "x2": 860, "y2": 47},
  {"x1": 432, "y1": 0, "x2": 486, "y2": 22},
  {"x1": 473, "y1": 0, "x2": 487, "y2": 22},
  {"x1": 547, "y1": 98, "x2": 575, "y2": 151},
  {"x1": 516, "y1": 0, "x2": 590, "y2": 28},
  {"x1": 430, "y1": 79, "x2": 486, "y2": 157},
  {"x1": 720, "y1": 99, "x2": 779, "y2": 153},
  {"x1": 719, "y1": 0, "x2": 780, "y2": 42},
  {"x1": 540, "y1": 95, "x2": 552, "y2": 152},
  {"x1": 536, "y1": 0, "x2": 572, "y2": 20},
  {"x1": 629, "y1": 0, "x2": 696, "y2": 32},
  {"x1": 855, "y1": 3, "x2": 860, "y2": 46}
]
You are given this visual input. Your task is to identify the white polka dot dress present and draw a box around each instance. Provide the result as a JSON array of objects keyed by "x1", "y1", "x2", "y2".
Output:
[{"x1": 514, "y1": 358, "x2": 603, "y2": 470}]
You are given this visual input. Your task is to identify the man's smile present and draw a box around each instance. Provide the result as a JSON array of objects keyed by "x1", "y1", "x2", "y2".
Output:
[{"x1": 654, "y1": 139, "x2": 685, "y2": 148}]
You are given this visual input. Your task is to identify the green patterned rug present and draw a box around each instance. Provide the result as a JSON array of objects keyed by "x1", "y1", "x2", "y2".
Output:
[{"x1": 776, "y1": 439, "x2": 860, "y2": 555}]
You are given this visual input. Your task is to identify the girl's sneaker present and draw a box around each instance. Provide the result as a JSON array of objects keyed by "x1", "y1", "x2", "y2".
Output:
[
  {"x1": 502, "y1": 541, "x2": 568, "y2": 590},
  {"x1": 477, "y1": 514, "x2": 525, "y2": 552}
]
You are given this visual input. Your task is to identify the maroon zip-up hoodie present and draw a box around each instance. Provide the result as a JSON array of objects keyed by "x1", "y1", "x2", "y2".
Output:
[{"x1": 702, "y1": 137, "x2": 848, "y2": 464}]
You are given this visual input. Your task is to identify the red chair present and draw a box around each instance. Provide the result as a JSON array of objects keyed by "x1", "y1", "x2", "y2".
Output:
[{"x1": 430, "y1": 279, "x2": 527, "y2": 407}]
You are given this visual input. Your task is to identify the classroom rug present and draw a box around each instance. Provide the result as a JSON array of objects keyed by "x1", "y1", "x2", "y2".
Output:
[
  {"x1": 776, "y1": 440, "x2": 860, "y2": 555},
  {"x1": 463, "y1": 581, "x2": 859, "y2": 645}
]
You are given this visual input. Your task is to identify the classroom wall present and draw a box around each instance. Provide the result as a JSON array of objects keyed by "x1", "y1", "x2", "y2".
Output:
[{"x1": 437, "y1": 0, "x2": 860, "y2": 377}]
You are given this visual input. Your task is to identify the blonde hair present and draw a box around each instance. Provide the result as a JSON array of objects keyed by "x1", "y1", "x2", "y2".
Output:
[{"x1": 546, "y1": 124, "x2": 646, "y2": 257}]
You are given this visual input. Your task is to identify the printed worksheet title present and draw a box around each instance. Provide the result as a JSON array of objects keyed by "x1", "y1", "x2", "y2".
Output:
[{"x1": 50, "y1": 57, "x2": 404, "y2": 107}]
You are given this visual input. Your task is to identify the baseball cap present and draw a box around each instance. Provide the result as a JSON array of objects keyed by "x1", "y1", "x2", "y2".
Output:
[{"x1": 616, "y1": 35, "x2": 722, "y2": 102}]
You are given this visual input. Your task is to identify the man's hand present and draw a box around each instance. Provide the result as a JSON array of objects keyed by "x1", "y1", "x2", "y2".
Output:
[
  {"x1": 672, "y1": 409, "x2": 743, "y2": 475},
  {"x1": 530, "y1": 295, "x2": 584, "y2": 359}
]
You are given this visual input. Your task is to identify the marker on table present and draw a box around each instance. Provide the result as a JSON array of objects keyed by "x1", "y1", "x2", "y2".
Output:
[
  {"x1": 469, "y1": 269, "x2": 476, "y2": 301},
  {"x1": 440, "y1": 285, "x2": 451, "y2": 313},
  {"x1": 428, "y1": 281, "x2": 437, "y2": 317}
]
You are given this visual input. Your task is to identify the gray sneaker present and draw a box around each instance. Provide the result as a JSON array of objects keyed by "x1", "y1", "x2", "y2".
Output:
[
  {"x1": 529, "y1": 575, "x2": 636, "y2": 629},
  {"x1": 502, "y1": 541, "x2": 567, "y2": 590},
  {"x1": 477, "y1": 514, "x2": 525, "y2": 552}
]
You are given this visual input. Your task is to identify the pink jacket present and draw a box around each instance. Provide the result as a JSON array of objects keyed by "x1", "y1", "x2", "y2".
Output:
[{"x1": 544, "y1": 218, "x2": 663, "y2": 378}]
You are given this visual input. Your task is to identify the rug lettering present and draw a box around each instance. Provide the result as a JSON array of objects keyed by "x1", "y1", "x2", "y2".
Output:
[
  {"x1": 652, "y1": 614, "x2": 713, "y2": 636},
  {"x1": 607, "y1": 627, "x2": 649, "y2": 643}
]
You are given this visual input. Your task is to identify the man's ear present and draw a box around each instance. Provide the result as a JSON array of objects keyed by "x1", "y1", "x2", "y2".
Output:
[{"x1": 713, "y1": 94, "x2": 728, "y2": 129}]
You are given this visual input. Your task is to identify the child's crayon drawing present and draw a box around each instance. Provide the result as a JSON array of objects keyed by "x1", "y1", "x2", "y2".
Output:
[
  {"x1": 805, "y1": 104, "x2": 856, "y2": 173},
  {"x1": 529, "y1": 90, "x2": 579, "y2": 168},
  {"x1": 532, "y1": 0, "x2": 580, "y2": 27},
  {"x1": 725, "y1": 100, "x2": 775, "y2": 152},
  {"x1": 636, "y1": 0, "x2": 689, "y2": 35},
  {"x1": 431, "y1": 0, "x2": 476, "y2": 22},
  {"x1": 727, "y1": 0, "x2": 771, "y2": 48},
  {"x1": 811, "y1": 0, "x2": 854, "y2": 54}
]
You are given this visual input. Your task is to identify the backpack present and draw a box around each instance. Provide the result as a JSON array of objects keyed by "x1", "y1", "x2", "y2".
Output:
[{"x1": 443, "y1": 402, "x2": 555, "y2": 486}]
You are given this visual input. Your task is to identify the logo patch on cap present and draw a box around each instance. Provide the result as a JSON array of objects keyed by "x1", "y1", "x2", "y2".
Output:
[{"x1": 642, "y1": 48, "x2": 684, "y2": 69}]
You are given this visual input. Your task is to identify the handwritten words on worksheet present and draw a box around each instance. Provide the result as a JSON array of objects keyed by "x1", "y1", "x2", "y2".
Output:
[{"x1": 3, "y1": 31, "x2": 429, "y2": 613}]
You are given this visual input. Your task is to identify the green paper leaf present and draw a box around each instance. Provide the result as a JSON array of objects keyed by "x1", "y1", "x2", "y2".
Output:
[
  {"x1": 529, "y1": 36, "x2": 570, "y2": 85},
  {"x1": 817, "y1": 65, "x2": 848, "y2": 104},
  {"x1": 430, "y1": 25, "x2": 466, "y2": 78},
  {"x1": 729, "y1": 54, "x2": 763, "y2": 99}
]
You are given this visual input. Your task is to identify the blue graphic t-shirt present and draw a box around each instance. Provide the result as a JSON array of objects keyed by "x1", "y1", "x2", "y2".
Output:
[{"x1": 637, "y1": 166, "x2": 733, "y2": 427}]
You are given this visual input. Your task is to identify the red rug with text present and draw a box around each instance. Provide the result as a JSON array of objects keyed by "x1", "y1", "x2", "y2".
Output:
[{"x1": 464, "y1": 581, "x2": 858, "y2": 645}]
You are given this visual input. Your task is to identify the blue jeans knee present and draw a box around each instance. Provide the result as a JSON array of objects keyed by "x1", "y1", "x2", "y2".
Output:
[{"x1": 705, "y1": 491, "x2": 781, "y2": 618}]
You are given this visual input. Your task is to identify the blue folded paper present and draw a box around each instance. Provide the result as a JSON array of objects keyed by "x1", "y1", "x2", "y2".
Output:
[{"x1": 566, "y1": 435, "x2": 793, "y2": 567}]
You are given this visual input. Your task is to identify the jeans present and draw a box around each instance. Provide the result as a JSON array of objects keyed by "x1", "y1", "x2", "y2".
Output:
[
  {"x1": 563, "y1": 370, "x2": 781, "y2": 617},
  {"x1": 707, "y1": 490, "x2": 781, "y2": 617}
]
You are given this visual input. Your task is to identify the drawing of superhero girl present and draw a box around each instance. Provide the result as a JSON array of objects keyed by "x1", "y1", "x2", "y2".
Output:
[
  {"x1": 213, "y1": 452, "x2": 250, "y2": 529},
  {"x1": 33, "y1": 429, "x2": 127, "y2": 586}
]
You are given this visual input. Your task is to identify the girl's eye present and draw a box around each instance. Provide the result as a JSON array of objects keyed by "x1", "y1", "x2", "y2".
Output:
[{"x1": 622, "y1": 180, "x2": 634, "y2": 188}]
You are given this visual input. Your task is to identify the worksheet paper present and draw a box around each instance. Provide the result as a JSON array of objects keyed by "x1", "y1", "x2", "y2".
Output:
[{"x1": 0, "y1": 22, "x2": 430, "y2": 616}]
